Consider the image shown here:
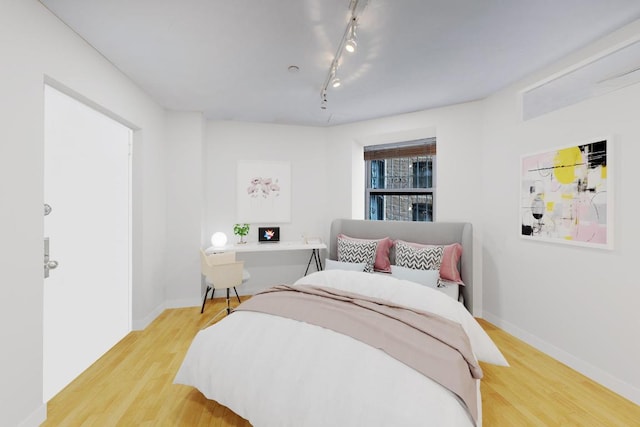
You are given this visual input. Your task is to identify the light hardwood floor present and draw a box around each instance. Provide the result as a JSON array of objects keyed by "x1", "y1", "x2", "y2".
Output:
[{"x1": 42, "y1": 300, "x2": 640, "y2": 426}]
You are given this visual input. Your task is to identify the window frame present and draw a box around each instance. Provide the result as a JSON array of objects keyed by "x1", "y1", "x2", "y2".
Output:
[{"x1": 364, "y1": 138, "x2": 436, "y2": 222}]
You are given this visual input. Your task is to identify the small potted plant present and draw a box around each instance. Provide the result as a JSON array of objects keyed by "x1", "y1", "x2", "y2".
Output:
[{"x1": 233, "y1": 223, "x2": 250, "y2": 244}]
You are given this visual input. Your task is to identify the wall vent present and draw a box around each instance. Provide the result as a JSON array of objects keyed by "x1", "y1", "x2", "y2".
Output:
[{"x1": 522, "y1": 37, "x2": 640, "y2": 120}]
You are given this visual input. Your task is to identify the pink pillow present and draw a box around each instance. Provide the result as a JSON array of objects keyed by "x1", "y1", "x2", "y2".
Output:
[
  {"x1": 398, "y1": 241, "x2": 463, "y2": 284},
  {"x1": 337, "y1": 234, "x2": 394, "y2": 273},
  {"x1": 440, "y1": 243, "x2": 463, "y2": 284}
]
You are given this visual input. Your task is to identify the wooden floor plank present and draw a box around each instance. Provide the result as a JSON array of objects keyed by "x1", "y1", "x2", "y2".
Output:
[{"x1": 42, "y1": 302, "x2": 640, "y2": 426}]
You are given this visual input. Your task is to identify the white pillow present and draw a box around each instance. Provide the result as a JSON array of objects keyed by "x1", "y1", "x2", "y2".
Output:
[
  {"x1": 325, "y1": 259, "x2": 366, "y2": 272},
  {"x1": 391, "y1": 265, "x2": 439, "y2": 288}
]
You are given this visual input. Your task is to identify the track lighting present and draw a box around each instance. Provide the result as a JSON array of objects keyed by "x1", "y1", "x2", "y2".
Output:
[
  {"x1": 321, "y1": 89, "x2": 328, "y2": 110},
  {"x1": 320, "y1": 0, "x2": 368, "y2": 109}
]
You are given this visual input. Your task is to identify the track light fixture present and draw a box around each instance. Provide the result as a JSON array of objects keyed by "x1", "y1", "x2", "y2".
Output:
[
  {"x1": 320, "y1": 0, "x2": 368, "y2": 110},
  {"x1": 330, "y1": 65, "x2": 341, "y2": 88},
  {"x1": 344, "y1": 23, "x2": 358, "y2": 53}
]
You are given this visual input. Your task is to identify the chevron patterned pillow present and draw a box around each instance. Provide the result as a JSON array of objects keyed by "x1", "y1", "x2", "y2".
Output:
[
  {"x1": 395, "y1": 240, "x2": 444, "y2": 270},
  {"x1": 337, "y1": 237, "x2": 378, "y2": 273}
]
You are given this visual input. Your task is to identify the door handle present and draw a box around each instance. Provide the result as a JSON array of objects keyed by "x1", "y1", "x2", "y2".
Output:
[{"x1": 44, "y1": 237, "x2": 59, "y2": 279}]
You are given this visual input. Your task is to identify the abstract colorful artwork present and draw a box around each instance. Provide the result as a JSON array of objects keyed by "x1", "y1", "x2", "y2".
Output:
[
  {"x1": 520, "y1": 139, "x2": 612, "y2": 249},
  {"x1": 237, "y1": 160, "x2": 291, "y2": 223}
]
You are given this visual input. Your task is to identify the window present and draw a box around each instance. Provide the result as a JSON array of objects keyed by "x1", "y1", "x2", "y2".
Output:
[{"x1": 364, "y1": 139, "x2": 436, "y2": 222}]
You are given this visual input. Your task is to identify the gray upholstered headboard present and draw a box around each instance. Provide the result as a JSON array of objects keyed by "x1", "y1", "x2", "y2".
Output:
[{"x1": 329, "y1": 219, "x2": 473, "y2": 312}]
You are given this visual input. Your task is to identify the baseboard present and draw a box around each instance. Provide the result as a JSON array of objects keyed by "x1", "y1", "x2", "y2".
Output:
[
  {"x1": 18, "y1": 403, "x2": 46, "y2": 427},
  {"x1": 132, "y1": 301, "x2": 166, "y2": 331},
  {"x1": 165, "y1": 284, "x2": 260, "y2": 310},
  {"x1": 482, "y1": 311, "x2": 640, "y2": 406},
  {"x1": 135, "y1": 294, "x2": 250, "y2": 329},
  {"x1": 165, "y1": 297, "x2": 202, "y2": 309}
]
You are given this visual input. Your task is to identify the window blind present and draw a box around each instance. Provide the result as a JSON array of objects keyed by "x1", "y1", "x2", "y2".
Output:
[{"x1": 363, "y1": 139, "x2": 436, "y2": 160}]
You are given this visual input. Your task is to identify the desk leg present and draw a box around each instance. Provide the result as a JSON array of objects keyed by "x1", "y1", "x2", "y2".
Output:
[
  {"x1": 304, "y1": 251, "x2": 314, "y2": 275},
  {"x1": 313, "y1": 248, "x2": 323, "y2": 271},
  {"x1": 304, "y1": 249, "x2": 323, "y2": 275}
]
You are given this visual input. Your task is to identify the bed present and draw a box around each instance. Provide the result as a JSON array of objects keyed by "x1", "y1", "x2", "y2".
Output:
[{"x1": 175, "y1": 219, "x2": 507, "y2": 426}]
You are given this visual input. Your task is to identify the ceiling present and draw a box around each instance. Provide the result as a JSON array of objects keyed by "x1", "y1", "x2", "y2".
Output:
[{"x1": 39, "y1": 0, "x2": 640, "y2": 127}]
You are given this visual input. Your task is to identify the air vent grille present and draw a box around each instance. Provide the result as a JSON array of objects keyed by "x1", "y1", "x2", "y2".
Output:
[{"x1": 522, "y1": 38, "x2": 640, "y2": 120}]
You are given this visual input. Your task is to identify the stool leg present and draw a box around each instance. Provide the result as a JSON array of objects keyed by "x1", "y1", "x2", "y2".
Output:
[
  {"x1": 201, "y1": 285, "x2": 211, "y2": 314},
  {"x1": 233, "y1": 287, "x2": 241, "y2": 303},
  {"x1": 225, "y1": 288, "x2": 231, "y2": 315}
]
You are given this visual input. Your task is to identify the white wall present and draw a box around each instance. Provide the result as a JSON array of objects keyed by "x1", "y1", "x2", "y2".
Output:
[
  {"x1": 165, "y1": 111, "x2": 205, "y2": 307},
  {"x1": 481, "y1": 20, "x2": 640, "y2": 404},
  {"x1": 0, "y1": 1, "x2": 168, "y2": 425},
  {"x1": 203, "y1": 121, "x2": 330, "y2": 295}
]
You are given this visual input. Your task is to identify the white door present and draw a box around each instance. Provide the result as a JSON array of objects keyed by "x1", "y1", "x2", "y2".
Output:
[{"x1": 43, "y1": 85, "x2": 132, "y2": 401}]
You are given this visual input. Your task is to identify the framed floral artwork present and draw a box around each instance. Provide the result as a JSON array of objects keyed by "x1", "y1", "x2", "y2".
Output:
[
  {"x1": 520, "y1": 138, "x2": 612, "y2": 249},
  {"x1": 237, "y1": 160, "x2": 291, "y2": 223}
]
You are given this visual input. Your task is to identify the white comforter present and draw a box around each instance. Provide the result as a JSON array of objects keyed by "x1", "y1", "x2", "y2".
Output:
[{"x1": 175, "y1": 270, "x2": 507, "y2": 427}]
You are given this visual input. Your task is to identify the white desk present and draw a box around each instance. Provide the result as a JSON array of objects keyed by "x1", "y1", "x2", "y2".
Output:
[{"x1": 205, "y1": 241, "x2": 327, "y2": 275}]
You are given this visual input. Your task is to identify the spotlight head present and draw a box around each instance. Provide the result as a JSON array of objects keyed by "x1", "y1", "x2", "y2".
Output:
[
  {"x1": 331, "y1": 77, "x2": 341, "y2": 88},
  {"x1": 345, "y1": 22, "x2": 358, "y2": 53},
  {"x1": 344, "y1": 38, "x2": 357, "y2": 53}
]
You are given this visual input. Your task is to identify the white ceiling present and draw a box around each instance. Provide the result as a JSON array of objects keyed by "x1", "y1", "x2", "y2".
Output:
[{"x1": 40, "y1": 0, "x2": 640, "y2": 126}]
